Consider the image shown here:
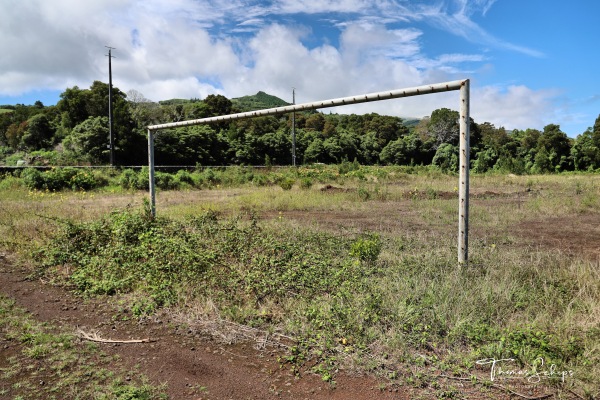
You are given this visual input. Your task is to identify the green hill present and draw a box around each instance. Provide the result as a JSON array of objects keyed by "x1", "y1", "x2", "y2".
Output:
[
  {"x1": 232, "y1": 91, "x2": 290, "y2": 112},
  {"x1": 402, "y1": 118, "x2": 421, "y2": 129},
  {"x1": 158, "y1": 99, "x2": 194, "y2": 106}
]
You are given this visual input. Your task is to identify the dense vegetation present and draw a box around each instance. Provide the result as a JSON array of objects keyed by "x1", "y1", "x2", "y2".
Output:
[{"x1": 1, "y1": 81, "x2": 600, "y2": 173}]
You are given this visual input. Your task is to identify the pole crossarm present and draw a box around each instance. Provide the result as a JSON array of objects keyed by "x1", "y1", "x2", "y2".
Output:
[{"x1": 147, "y1": 80, "x2": 466, "y2": 131}]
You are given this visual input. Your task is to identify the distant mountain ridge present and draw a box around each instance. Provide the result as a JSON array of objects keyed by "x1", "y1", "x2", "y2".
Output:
[
  {"x1": 230, "y1": 92, "x2": 421, "y2": 125},
  {"x1": 231, "y1": 91, "x2": 290, "y2": 112}
]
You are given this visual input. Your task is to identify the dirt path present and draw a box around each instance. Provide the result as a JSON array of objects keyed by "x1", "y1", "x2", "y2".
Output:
[{"x1": 0, "y1": 257, "x2": 408, "y2": 400}]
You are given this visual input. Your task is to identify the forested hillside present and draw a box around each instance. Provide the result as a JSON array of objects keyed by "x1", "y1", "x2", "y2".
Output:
[{"x1": 1, "y1": 81, "x2": 599, "y2": 173}]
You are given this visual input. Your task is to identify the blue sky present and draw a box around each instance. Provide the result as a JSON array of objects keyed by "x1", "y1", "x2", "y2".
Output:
[{"x1": 1, "y1": 0, "x2": 598, "y2": 137}]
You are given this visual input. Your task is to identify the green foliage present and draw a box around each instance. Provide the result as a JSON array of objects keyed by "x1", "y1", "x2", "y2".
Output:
[
  {"x1": 63, "y1": 116, "x2": 110, "y2": 163},
  {"x1": 21, "y1": 114, "x2": 54, "y2": 150},
  {"x1": 21, "y1": 167, "x2": 103, "y2": 191},
  {"x1": 36, "y1": 208, "x2": 383, "y2": 306},
  {"x1": 35, "y1": 207, "x2": 389, "y2": 380},
  {"x1": 299, "y1": 177, "x2": 313, "y2": 189},
  {"x1": 279, "y1": 177, "x2": 295, "y2": 190},
  {"x1": 432, "y1": 143, "x2": 459, "y2": 172},
  {"x1": 119, "y1": 169, "x2": 141, "y2": 190},
  {"x1": 572, "y1": 126, "x2": 600, "y2": 171},
  {"x1": 463, "y1": 323, "x2": 583, "y2": 368},
  {"x1": 2, "y1": 84, "x2": 600, "y2": 175},
  {"x1": 349, "y1": 234, "x2": 382, "y2": 264}
]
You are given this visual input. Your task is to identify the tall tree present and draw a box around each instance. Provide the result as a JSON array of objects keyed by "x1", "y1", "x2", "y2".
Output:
[
  {"x1": 63, "y1": 116, "x2": 110, "y2": 163},
  {"x1": 427, "y1": 108, "x2": 459, "y2": 148},
  {"x1": 22, "y1": 114, "x2": 54, "y2": 150},
  {"x1": 533, "y1": 124, "x2": 572, "y2": 172}
]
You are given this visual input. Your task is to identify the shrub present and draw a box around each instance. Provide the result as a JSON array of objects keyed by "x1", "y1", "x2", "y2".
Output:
[
  {"x1": 21, "y1": 168, "x2": 44, "y2": 190},
  {"x1": 175, "y1": 170, "x2": 194, "y2": 186},
  {"x1": 349, "y1": 234, "x2": 382, "y2": 264},
  {"x1": 118, "y1": 169, "x2": 138, "y2": 190},
  {"x1": 70, "y1": 170, "x2": 97, "y2": 190},
  {"x1": 299, "y1": 177, "x2": 313, "y2": 190},
  {"x1": 155, "y1": 171, "x2": 180, "y2": 190},
  {"x1": 21, "y1": 167, "x2": 101, "y2": 191},
  {"x1": 202, "y1": 168, "x2": 221, "y2": 186},
  {"x1": 279, "y1": 178, "x2": 295, "y2": 190}
]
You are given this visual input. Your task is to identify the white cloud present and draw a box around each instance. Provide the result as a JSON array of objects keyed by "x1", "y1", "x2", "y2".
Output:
[
  {"x1": 0, "y1": 0, "x2": 555, "y2": 131},
  {"x1": 273, "y1": 0, "x2": 374, "y2": 14},
  {"x1": 340, "y1": 24, "x2": 422, "y2": 62},
  {"x1": 472, "y1": 84, "x2": 558, "y2": 129}
]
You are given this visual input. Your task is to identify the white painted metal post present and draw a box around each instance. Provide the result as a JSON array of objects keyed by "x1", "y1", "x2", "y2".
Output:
[
  {"x1": 147, "y1": 129, "x2": 156, "y2": 217},
  {"x1": 458, "y1": 79, "x2": 470, "y2": 264}
]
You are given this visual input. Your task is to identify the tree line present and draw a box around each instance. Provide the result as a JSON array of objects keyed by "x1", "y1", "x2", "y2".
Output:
[{"x1": 1, "y1": 80, "x2": 599, "y2": 173}]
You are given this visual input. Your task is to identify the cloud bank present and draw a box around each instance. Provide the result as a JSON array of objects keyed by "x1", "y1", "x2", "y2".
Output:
[{"x1": 0, "y1": 0, "x2": 555, "y2": 130}]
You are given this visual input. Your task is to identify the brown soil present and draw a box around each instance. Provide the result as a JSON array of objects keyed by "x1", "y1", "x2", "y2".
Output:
[
  {"x1": 515, "y1": 213, "x2": 600, "y2": 260},
  {"x1": 0, "y1": 255, "x2": 411, "y2": 400},
  {"x1": 0, "y1": 254, "x2": 570, "y2": 400}
]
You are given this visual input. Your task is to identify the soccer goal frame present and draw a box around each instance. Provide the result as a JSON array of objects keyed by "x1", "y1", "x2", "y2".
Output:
[{"x1": 147, "y1": 79, "x2": 471, "y2": 264}]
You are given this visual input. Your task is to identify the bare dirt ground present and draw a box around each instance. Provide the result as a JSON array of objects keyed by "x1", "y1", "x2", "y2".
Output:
[
  {"x1": 0, "y1": 257, "x2": 408, "y2": 400},
  {"x1": 516, "y1": 214, "x2": 600, "y2": 260},
  {"x1": 1, "y1": 255, "x2": 567, "y2": 400},
  {"x1": 1, "y1": 189, "x2": 596, "y2": 399}
]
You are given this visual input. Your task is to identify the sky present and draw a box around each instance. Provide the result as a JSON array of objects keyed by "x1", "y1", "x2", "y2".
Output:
[{"x1": 1, "y1": 0, "x2": 599, "y2": 137}]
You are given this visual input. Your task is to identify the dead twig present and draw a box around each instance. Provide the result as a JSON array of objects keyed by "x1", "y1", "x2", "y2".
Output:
[
  {"x1": 76, "y1": 328, "x2": 154, "y2": 344},
  {"x1": 219, "y1": 346, "x2": 249, "y2": 359},
  {"x1": 566, "y1": 388, "x2": 586, "y2": 400}
]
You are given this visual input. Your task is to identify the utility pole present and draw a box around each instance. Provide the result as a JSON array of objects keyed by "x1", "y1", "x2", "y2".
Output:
[
  {"x1": 291, "y1": 88, "x2": 296, "y2": 166},
  {"x1": 106, "y1": 46, "x2": 115, "y2": 166}
]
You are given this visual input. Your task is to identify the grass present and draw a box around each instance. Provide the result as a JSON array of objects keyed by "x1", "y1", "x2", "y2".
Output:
[{"x1": 1, "y1": 165, "x2": 599, "y2": 398}]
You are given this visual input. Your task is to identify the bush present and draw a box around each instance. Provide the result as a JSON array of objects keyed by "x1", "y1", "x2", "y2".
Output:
[
  {"x1": 175, "y1": 170, "x2": 194, "y2": 186},
  {"x1": 299, "y1": 177, "x2": 313, "y2": 190},
  {"x1": 21, "y1": 167, "x2": 101, "y2": 191},
  {"x1": 252, "y1": 173, "x2": 269, "y2": 187},
  {"x1": 21, "y1": 168, "x2": 44, "y2": 190},
  {"x1": 155, "y1": 171, "x2": 180, "y2": 190},
  {"x1": 70, "y1": 170, "x2": 98, "y2": 190},
  {"x1": 119, "y1": 169, "x2": 138, "y2": 190},
  {"x1": 279, "y1": 178, "x2": 295, "y2": 190},
  {"x1": 202, "y1": 168, "x2": 221, "y2": 186},
  {"x1": 349, "y1": 234, "x2": 382, "y2": 264},
  {"x1": 136, "y1": 167, "x2": 150, "y2": 190}
]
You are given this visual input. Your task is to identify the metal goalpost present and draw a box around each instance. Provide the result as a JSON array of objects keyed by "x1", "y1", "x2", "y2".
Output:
[{"x1": 147, "y1": 79, "x2": 470, "y2": 264}]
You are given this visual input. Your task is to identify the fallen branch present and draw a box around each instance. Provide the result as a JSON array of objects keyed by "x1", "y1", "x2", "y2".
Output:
[{"x1": 76, "y1": 328, "x2": 154, "y2": 344}]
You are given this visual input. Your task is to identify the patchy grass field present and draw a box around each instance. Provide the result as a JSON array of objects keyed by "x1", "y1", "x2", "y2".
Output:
[{"x1": 1, "y1": 166, "x2": 599, "y2": 399}]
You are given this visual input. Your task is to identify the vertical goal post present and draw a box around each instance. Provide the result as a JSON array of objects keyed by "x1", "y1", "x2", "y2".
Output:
[{"x1": 147, "y1": 79, "x2": 470, "y2": 264}]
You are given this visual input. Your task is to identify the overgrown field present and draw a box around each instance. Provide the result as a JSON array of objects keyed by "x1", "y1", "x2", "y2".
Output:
[{"x1": 1, "y1": 165, "x2": 599, "y2": 399}]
